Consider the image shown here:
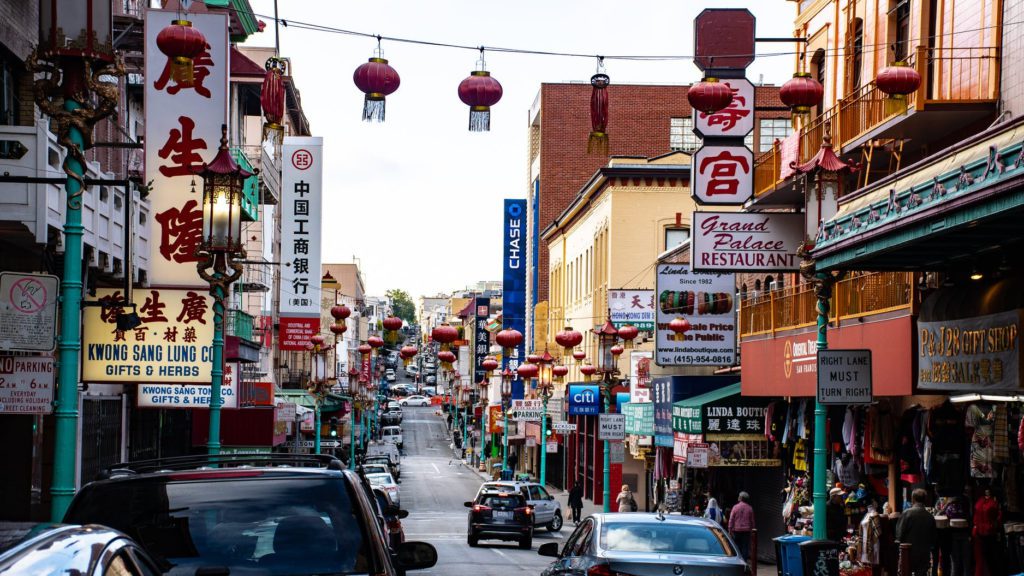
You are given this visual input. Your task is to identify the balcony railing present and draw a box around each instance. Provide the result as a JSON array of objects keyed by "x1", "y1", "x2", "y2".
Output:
[
  {"x1": 754, "y1": 142, "x2": 782, "y2": 197},
  {"x1": 739, "y1": 272, "x2": 913, "y2": 338},
  {"x1": 226, "y1": 308, "x2": 255, "y2": 341}
]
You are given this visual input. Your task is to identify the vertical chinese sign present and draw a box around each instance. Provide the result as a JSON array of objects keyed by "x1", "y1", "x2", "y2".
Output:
[
  {"x1": 472, "y1": 298, "x2": 491, "y2": 386},
  {"x1": 279, "y1": 137, "x2": 324, "y2": 350},
  {"x1": 503, "y1": 199, "x2": 528, "y2": 399}
]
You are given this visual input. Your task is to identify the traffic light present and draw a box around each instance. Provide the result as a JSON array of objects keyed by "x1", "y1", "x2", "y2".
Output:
[{"x1": 329, "y1": 417, "x2": 339, "y2": 437}]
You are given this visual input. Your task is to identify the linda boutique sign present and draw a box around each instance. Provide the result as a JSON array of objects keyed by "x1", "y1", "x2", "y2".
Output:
[{"x1": 918, "y1": 309, "x2": 1021, "y2": 391}]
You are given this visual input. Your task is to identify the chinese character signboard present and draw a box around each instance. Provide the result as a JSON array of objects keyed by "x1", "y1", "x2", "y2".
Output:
[
  {"x1": 918, "y1": 310, "x2": 1021, "y2": 392},
  {"x1": 656, "y1": 265, "x2": 736, "y2": 366},
  {"x1": 139, "y1": 361, "x2": 238, "y2": 408},
  {"x1": 503, "y1": 199, "x2": 527, "y2": 398},
  {"x1": 82, "y1": 288, "x2": 215, "y2": 384},
  {"x1": 473, "y1": 298, "x2": 490, "y2": 385},
  {"x1": 692, "y1": 212, "x2": 803, "y2": 271},
  {"x1": 693, "y1": 78, "x2": 754, "y2": 139},
  {"x1": 488, "y1": 405, "x2": 505, "y2": 434},
  {"x1": 703, "y1": 395, "x2": 770, "y2": 440},
  {"x1": 672, "y1": 403, "x2": 701, "y2": 434},
  {"x1": 145, "y1": 10, "x2": 228, "y2": 286},
  {"x1": 0, "y1": 272, "x2": 59, "y2": 352},
  {"x1": 0, "y1": 355, "x2": 53, "y2": 414},
  {"x1": 652, "y1": 378, "x2": 675, "y2": 447},
  {"x1": 567, "y1": 384, "x2": 600, "y2": 415},
  {"x1": 622, "y1": 402, "x2": 654, "y2": 436},
  {"x1": 279, "y1": 137, "x2": 323, "y2": 350},
  {"x1": 692, "y1": 145, "x2": 753, "y2": 205},
  {"x1": 609, "y1": 289, "x2": 655, "y2": 330}
]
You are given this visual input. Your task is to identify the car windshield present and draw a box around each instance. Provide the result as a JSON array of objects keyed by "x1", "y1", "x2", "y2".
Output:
[
  {"x1": 65, "y1": 476, "x2": 373, "y2": 575},
  {"x1": 362, "y1": 465, "x2": 389, "y2": 475},
  {"x1": 481, "y1": 495, "x2": 522, "y2": 508},
  {"x1": 366, "y1": 473, "x2": 395, "y2": 485},
  {"x1": 600, "y1": 522, "x2": 735, "y2": 556}
]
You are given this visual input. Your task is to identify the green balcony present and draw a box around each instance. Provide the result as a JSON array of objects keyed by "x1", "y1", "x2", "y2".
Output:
[
  {"x1": 226, "y1": 308, "x2": 255, "y2": 342},
  {"x1": 231, "y1": 147, "x2": 259, "y2": 222}
]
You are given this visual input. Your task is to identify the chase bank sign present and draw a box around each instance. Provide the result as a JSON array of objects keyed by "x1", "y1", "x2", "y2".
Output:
[{"x1": 567, "y1": 384, "x2": 601, "y2": 415}]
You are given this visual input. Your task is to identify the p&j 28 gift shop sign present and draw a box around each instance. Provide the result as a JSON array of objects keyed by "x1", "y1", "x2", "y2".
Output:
[
  {"x1": 83, "y1": 289, "x2": 215, "y2": 384},
  {"x1": 692, "y1": 212, "x2": 803, "y2": 272},
  {"x1": 918, "y1": 310, "x2": 1021, "y2": 391}
]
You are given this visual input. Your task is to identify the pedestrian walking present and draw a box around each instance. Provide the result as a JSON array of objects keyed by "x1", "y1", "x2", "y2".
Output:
[
  {"x1": 568, "y1": 482, "x2": 584, "y2": 524},
  {"x1": 615, "y1": 484, "x2": 637, "y2": 512},
  {"x1": 973, "y1": 487, "x2": 1003, "y2": 576},
  {"x1": 703, "y1": 497, "x2": 723, "y2": 525},
  {"x1": 728, "y1": 491, "x2": 755, "y2": 563},
  {"x1": 896, "y1": 488, "x2": 937, "y2": 576},
  {"x1": 827, "y1": 487, "x2": 848, "y2": 542}
]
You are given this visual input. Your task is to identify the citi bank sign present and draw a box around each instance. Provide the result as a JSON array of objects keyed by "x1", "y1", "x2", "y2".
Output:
[{"x1": 568, "y1": 385, "x2": 601, "y2": 415}]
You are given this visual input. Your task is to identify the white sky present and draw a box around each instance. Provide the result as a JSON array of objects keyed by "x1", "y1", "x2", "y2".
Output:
[{"x1": 243, "y1": 0, "x2": 799, "y2": 300}]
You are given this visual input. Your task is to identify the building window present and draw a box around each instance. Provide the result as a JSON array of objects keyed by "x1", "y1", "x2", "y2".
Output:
[
  {"x1": 759, "y1": 119, "x2": 792, "y2": 154},
  {"x1": 665, "y1": 227, "x2": 690, "y2": 250},
  {"x1": 852, "y1": 18, "x2": 864, "y2": 89},
  {"x1": 0, "y1": 55, "x2": 17, "y2": 126},
  {"x1": 669, "y1": 118, "x2": 700, "y2": 152},
  {"x1": 893, "y1": 0, "x2": 911, "y2": 62}
]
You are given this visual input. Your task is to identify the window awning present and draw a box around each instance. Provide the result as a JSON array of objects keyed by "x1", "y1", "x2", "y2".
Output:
[
  {"x1": 275, "y1": 389, "x2": 350, "y2": 413},
  {"x1": 671, "y1": 383, "x2": 741, "y2": 434}
]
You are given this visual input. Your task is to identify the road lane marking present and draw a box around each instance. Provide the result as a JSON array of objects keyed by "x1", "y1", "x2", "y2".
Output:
[{"x1": 431, "y1": 463, "x2": 440, "y2": 473}]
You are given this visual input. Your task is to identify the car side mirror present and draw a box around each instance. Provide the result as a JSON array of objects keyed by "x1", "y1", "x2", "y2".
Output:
[
  {"x1": 398, "y1": 509, "x2": 410, "y2": 519},
  {"x1": 538, "y1": 542, "x2": 560, "y2": 557},
  {"x1": 548, "y1": 495, "x2": 555, "y2": 500},
  {"x1": 395, "y1": 541, "x2": 438, "y2": 571},
  {"x1": 464, "y1": 501, "x2": 474, "y2": 508}
]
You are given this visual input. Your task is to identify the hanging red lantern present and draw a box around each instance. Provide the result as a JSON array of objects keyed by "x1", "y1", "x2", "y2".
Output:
[
  {"x1": 572, "y1": 349, "x2": 586, "y2": 362},
  {"x1": 588, "y1": 72, "x2": 610, "y2": 154},
  {"x1": 383, "y1": 315, "x2": 403, "y2": 344},
  {"x1": 876, "y1": 62, "x2": 921, "y2": 115},
  {"x1": 496, "y1": 328, "x2": 523, "y2": 351},
  {"x1": 481, "y1": 356, "x2": 500, "y2": 373},
  {"x1": 330, "y1": 323, "x2": 347, "y2": 335},
  {"x1": 330, "y1": 305, "x2": 352, "y2": 321},
  {"x1": 458, "y1": 61, "x2": 503, "y2": 132},
  {"x1": 517, "y1": 362, "x2": 539, "y2": 380},
  {"x1": 669, "y1": 317, "x2": 692, "y2": 342},
  {"x1": 687, "y1": 77, "x2": 734, "y2": 115},
  {"x1": 610, "y1": 344, "x2": 624, "y2": 357},
  {"x1": 358, "y1": 343, "x2": 372, "y2": 355},
  {"x1": 553, "y1": 365, "x2": 569, "y2": 380},
  {"x1": 779, "y1": 72, "x2": 824, "y2": 116},
  {"x1": 156, "y1": 19, "x2": 207, "y2": 84},
  {"x1": 432, "y1": 324, "x2": 459, "y2": 346},
  {"x1": 261, "y1": 57, "x2": 286, "y2": 140},
  {"x1": 438, "y1": 350, "x2": 457, "y2": 370},
  {"x1": 617, "y1": 324, "x2": 639, "y2": 348},
  {"x1": 527, "y1": 353, "x2": 543, "y2": 364},
  {"x1": 368, "y1": 335, "x2": 385, "y2": 349},
  {"x1": 310, "y1": 334, "x2": 326, "y2": 347},
  {"x1": 580, "y1": 363, "x2": 597, "y2": 381},
  {"x1": 400, "y1": 345, "x2": 418, "y2": 366},
  {"x1": 353, "y1": 56, "x2": 400, "y2": 122},
  {"x1": 554, "y1": 326, "x2": 584, "y2": 357}
]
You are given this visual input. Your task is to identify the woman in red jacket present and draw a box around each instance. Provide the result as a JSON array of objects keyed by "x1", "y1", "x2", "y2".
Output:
[{"x1": 974, "y1": 487, "x2": 1002, "y2": 576}]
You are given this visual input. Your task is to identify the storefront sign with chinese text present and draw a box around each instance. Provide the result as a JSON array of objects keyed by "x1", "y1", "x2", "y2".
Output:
[
  {"x1": 473, "y1": 298, "x2": 490, "y2": 384},
  {"x1": 652, "y1": 378, "x2": 675, "y2": 446},
  {"x1": 703, "y1": 396, "x2": 770, "y2": 439},
  {"x1": 672, "y1": 403, "x2": 701, "y2": 434},
  {"x1": 280, "y1": 137, "x2": 323, "y2": 350},
  {"x1": 655, "y1": 265, "x2": 736, "y2": 366},
  {"x1": 82, "y1": 289, "x2": 215, "y2": 383},
  {"x1": 145, "y1": 10, "x2": 228, "y2": 286},
  {"x1": 692, "y1": 145, "x2": 753, "y2": 205},
  {"x1": 622, "y1": 402, "x2": 654, "y2": 436},
  {"x1": 0, "y1": 355, "x2": 53, "y2": 414},
  {"x1": 609, "y1": 290, "x2": 656, "y2": 330},
  {"x1": 918, "y1": 310, "x2": 1021, "y2": 391},
  {"x1": 693, "y1": 78, "x2": 754, "y2": 139},
  {"x1": 510, "y1": 398, "x2": 544, "y2": 421},
  {"x1": 692, "y1": 212, "x2": 803, "y2": 271}
]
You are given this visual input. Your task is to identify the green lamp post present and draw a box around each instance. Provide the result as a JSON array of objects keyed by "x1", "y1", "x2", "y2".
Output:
[
  {"x1": 594, "y1": 317, "x2": 620, "y2": 513},
  {"x1": 306, "y1": 334, "x2": 328, "y2": 454},
  {"x1": 195, "y1": 126, "x2": 251, "y2": 457},
  {"x1": 500, "y1": 367, "x2": 513, "y2": 471},
  {"x1": 536, "y1": 350, "x2": 555, "y2": 486},
  {"x1": 32, "y1": 0, "x2": 125, "y2": 522}
]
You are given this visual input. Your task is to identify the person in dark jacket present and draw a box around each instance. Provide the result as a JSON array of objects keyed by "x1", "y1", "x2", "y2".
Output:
[
  {"x1": 896, "y1": 488, "x2": 937, "y2": 576},
  {"x1": 568, "y1": 482, "x2": 584, "y2": 525},
  {"x1": 827, "y1": 487, "x2": 848, "y2": 542}
]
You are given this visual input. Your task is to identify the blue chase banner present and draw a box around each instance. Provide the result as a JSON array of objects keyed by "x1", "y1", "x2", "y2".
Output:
[
  {"x1": 503, "y1": 199, "x2": 527, "y2": 399},
  {"x1": 567, "y1": 384, "x2": 601, "y2": 415}
]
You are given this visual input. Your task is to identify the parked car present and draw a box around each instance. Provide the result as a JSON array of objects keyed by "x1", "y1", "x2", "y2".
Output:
[
  {"x1": 0, "y1": 522, "x2": 162, "y2": 574},
  {"x1": 382, "y1": 425, "x2": 404, "y2": 449},
  {"x1": 538, "y1": 514, "x2": 744, "y2": 576},
  {"x1": 63, "y1": 454, "x2": 437, "y2": 576},
  {"x1": 381, "y1": 408, "x2": 403, "y2": 426},
  {"x1": 361, "y1": 463, "x2": 391, "y2": 477},
  {"x1": 420, "y1": 386, "x2": 437, "y2": 396},
  {"x1": 465, "y1": 490, "x2": 534, "y2": 549},
  {"x1": 425, "y1": 374, "x2": 437, "y2": 385},
  {"x1": 478, "y1": 481, "x2": 564, "y2": 531},
  {"x1": 400, "y1": 395, "x2": 430, "y2": 407},
  {"x1": 366, "y1": 472, "x2": 401, "y2": 507},
  {"x1": 371, "y1": 488, "x2": 407, "y2": 550},
  {"x1": 363, "y1": 453, "x2": 400, "y2": 479},
  {"x1": 405, "y1": 365, "x2": 420, "y2": 376}
]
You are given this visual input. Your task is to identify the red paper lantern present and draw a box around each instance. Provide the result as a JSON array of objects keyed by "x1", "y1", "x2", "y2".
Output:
[
  {"x1": 261, "y1": 57, "x2": 286, "y2": 140},
  {"x1": 353, "y1": 57, "x2": 400, "y2": 122},
  {"x1": 573, "y1": 350, "x2": 587, "y2": 362},
  {"x1": 310, "y1": 335, "x2": 325, "y2": 347},
  {"x1": 517, "y1": 362, "x2": 539, "y2": 379},
  {"x1": 383, "y1": 316, "x2": 403, "y2": 332},
  {"x1": 688, "y1": 77, "x2": 734, "y2": 115},
  {"x1": 495, "y1": 328, "x2": 523, "y2": 350},
  {"x1": 156, "y1": 19, "x2": 207, "y2": 84},
  {"x1": 580, "y1": 364, "x2": 597, "y2": 381},
  {"x1": 779, "y1": 72, "x2": 824, "y2": 115},
  {"x1": 330, "y1": 324, "x2": 347, "y2": 335},
  {"x1": 438, "y1": 350, "x2": 457, "y2": 363},
  {"x1": 527, "y1": 353, "x2": 543, "y2": 364},
  {"x1": 481, "y1": 356, "x2": 500, "y2": 373},
  {"x1": 330, "y1": 305, "x2": 352, "y2": 321},
  {"x1": 400, "y1": 345, "x2": 418, "y2": 366},
  {"x1": 669, "y1": 317, "x2": 692, "y2": 342},
  {"x1": 368, "y1": 336, "x2": 385, "y2": 349},
  {"x1": 876, "y1": 62, "x2": 921, "y2": 115},
  {"x1": 610, "y1": 344, "x2": 624, "y2": 357},
  {"x1": 588, "y1": 73, "x2": 610, "y2": 154},
  {"x1": 553, "y1": 365, "x2": 569, "y2": 379},
  {"x1": 432, "y1": 324, "x2": 459, "y2": 345},
  {"x1": 555, "y1": 326, "x2": 584, "y2": 356},
  {"x1": 458, "y1": 70, "x2": 503, "y2": 132},
  {"x1": 358, "y1": 343, "x2": 372, "y2": 355},
  {"x1": 616, "y1": 324, "x2": 639, "y2": 343}
]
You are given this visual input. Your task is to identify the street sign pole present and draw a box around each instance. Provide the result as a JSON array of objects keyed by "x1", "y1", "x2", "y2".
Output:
[
  {"x1": 540, "y1": 395, "x2": 548, "y2": 486},
  {"x1": 811, "y1": 274, "x2": 834, "y2": 541}
]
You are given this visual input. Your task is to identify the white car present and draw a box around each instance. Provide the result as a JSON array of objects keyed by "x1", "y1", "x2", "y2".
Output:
[
  {"x1": 400, "y1": 395, "x2": 430, "y2": 407},
  {"x1": 366, "y1": 472, "x2": 400, "y2": 507},
  {"x1": 382, "y1": 425, "x2": 403, "y2": 449}
]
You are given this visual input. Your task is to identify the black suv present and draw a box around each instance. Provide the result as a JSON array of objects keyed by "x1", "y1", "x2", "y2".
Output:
[
  {"x1": 64, "y1": 454, "x2": 437, "y2": 575},
  {"x1": 464, "y1": 490, "x2": 534, "y2": 549}
]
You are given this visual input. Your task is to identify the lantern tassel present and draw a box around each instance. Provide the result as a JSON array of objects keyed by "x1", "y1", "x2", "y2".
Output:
[
  {"x1": 587, "y1": 131, "x2": 609, "y2": 155},
  {"x1": 363, "y1": 96, "x2": 386, "y2": 122},
  {"x1": 884, "y1": 94, "x2": 908, "y2": 117},
  {"x1": 171, "y1": 57, "x2": 195, "y2": 85},
  {"x1": 469, "y1": 106, "x2": 491, "y2": 132}
]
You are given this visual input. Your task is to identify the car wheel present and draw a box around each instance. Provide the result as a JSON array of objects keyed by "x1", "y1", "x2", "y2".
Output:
[
  {"x1": 468, "y1": 532, "x2": 479, "y2": 547},
  {"x1": 519, "y1": 536, "x2": 532, "y2": 550},
  {"x1": 548, "y1": 511, "x2": 563, "y2": 532},
  {"x1": 400, "y1": 401, "x2": 407, "y2": 406}
]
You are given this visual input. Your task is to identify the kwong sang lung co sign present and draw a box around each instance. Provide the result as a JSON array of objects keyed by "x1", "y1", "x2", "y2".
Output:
[{"x1": 692, "y1": 212, "x2": 804, "y2": 272}]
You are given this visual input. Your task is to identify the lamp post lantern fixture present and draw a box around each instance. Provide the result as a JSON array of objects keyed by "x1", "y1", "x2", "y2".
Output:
[
  {"x1": 32, "y1": 0, "x2": 126, "y2": 521},
  {"x1": 195, "y1": 125, "x2": 254, "y2": 457},
  {"x1": 306, "y1": 335, "x2": 329, "y2": 455},
  {"x1": 500, "y1": 367, "x2": 513, "y2": 471},
  {"x1": 536, "y1": 349, "x2": 555, "y2": 486},
  {"x1": 594, "y1": 316, "x2": 620, "y2": 513}
]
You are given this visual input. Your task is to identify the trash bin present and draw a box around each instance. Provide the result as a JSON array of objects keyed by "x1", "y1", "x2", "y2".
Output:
[
  {"x1": 774, "y1": 535, "x2": 812, "y2": 576},
  {"x1": 799, "y1": 540, "x2": 842, "y2": 576},
  {"x1": 500, "y1": 468, "x2": 514, "y2": 481}
]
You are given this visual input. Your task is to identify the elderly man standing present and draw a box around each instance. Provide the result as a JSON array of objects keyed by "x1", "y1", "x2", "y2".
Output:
[
  {"x1": 728, "y1": 491, "x2": 755, "y2": 563},
  {"x1": 896, "y1": 488, "x2": 937, "y2": 576}
]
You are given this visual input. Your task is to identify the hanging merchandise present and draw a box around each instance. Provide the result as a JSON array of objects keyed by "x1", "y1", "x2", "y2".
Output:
[
  {"x1": 458, "y1": 49, "x2": 503, "y2": 132},
  {"x1": 966, "y1": 403, "x2": 997, "y2": 478},
  {"x1": 261, "y1": 57, "x2": 286, "y2": 140},
  {"x1": 156, "y1": 18, "x2": 207, "y2": 84},
  {"x1": 588, "y1": 64, "x2": 610, "y2": 154},
  {"x1": 353, "y1": 40, "x2": 400, "y2": 122}
]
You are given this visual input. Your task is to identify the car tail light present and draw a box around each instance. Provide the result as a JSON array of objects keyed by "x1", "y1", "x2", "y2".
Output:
[
  {"x1": 515, "y1": 506, "x2": 533, "y2": 516},
  {"x1": 588, "y1": 565, "x2": 619, "y2": 576},
  {"x1": 472, "y1": 504, "x2": 491, "y2": 513}
]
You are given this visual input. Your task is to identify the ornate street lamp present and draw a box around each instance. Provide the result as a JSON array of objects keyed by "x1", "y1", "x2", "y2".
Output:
[
  {"x1": 32, "y1": 0, "x2": 125, "y2": 521},
  {"x1": 500, "y1": 367, "x2": 514, "y2": 472},
  {"x1": 306, "y1": 335, "x2": 329, "y2": 454},
  {"x1": 195, "y1": 125, "x2": 254, "y2": 458},
  {"x1": 593, "y1": 316, "x2": 620, "y2": 513},
  {"x1": 536, "y1": 350, "x2": 555, "y2": 486}
]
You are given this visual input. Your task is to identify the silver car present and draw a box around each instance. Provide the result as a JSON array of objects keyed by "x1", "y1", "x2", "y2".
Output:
[
  {"x1": 0, "y1": 522, "x2": 161, "y2": 574},
  {"x1": 538, "y1": 514, "x2": 746, "y2": 576},
  {"x1": 477, "y1": 481, "x2": 564, "y2": 531}
]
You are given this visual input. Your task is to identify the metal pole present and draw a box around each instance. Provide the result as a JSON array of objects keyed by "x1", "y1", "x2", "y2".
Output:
[
  {"x1": 812, "y1": 272, "x2": 833, "y2": 540},
  {"x1": 540, "y1": 395, "x2": 548, "y2": 486},
  {"x1": 502, "y1": 403, "x2": 509, "y2": 471},
  {"x1": 51, "y1": 99, "x2": 86, "y2": 521},
  {"x1": 603, "y1": 382, "x2": 611, "y2": 513},
  {"x1": 294, "y1": 408, "x2": 301, "y2": 453},
  {"x1": 314, "y1": 400, "x2": 321, "y2": 455},
  {"x1": 207, "y1": 280, "x2": 225, "y2": 456},
  {"x1": 349, "y1": 399, "x2": 357, "y2": 469}
]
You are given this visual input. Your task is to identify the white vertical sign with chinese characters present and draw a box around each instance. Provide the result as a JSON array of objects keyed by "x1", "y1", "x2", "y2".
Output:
[
  {"x1": 608, "y1": 290, "x2": 656, "y2": 330},
  {"x1": 693, "y1": 78, "x2": 754, "y2": 139},
  {"x1": 145, "y1": 10, "x2": 229, "y2": 286},
  {"x1": 279, "y1": 138, "x2": 323, "y2": 349},
  {"x1": 692, "y1": 145, "x2": 754, "y2": 205}
]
